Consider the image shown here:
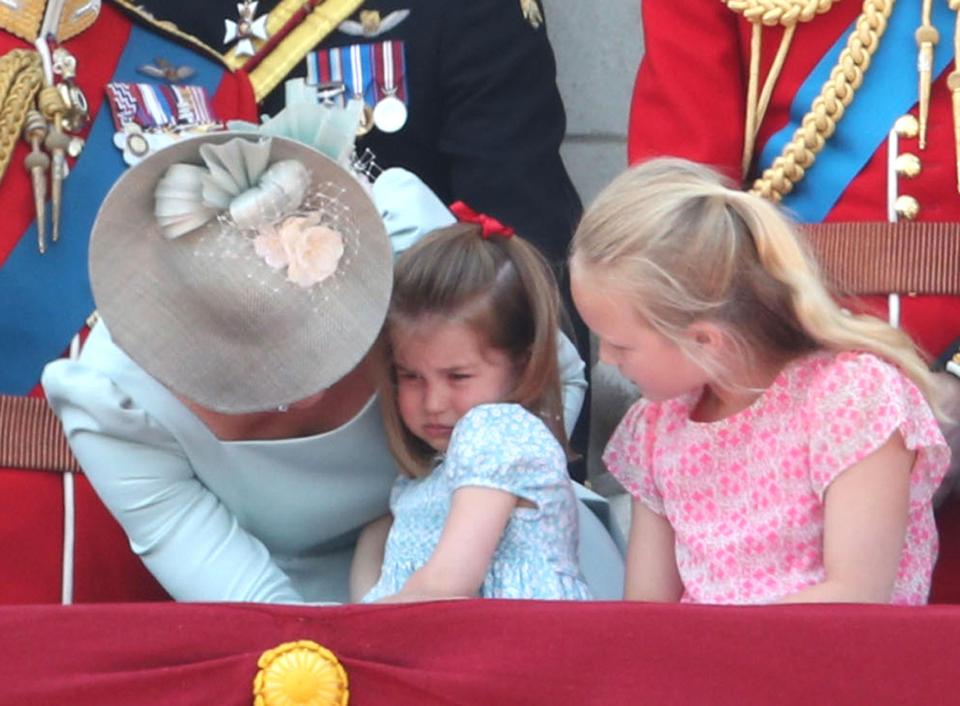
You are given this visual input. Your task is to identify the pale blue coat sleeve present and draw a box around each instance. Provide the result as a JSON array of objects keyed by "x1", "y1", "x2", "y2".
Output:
[
  {"x1": 41, "y1": 353, "x2": 304, "y2": 604},
  {"x1": 558, "y1": 332, "x2": 587, "y2": 439}
]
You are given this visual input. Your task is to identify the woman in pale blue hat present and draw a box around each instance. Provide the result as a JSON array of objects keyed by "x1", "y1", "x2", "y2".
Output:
[{"x1": 42, "y1": 123, "x2": 622, "y2": 604}]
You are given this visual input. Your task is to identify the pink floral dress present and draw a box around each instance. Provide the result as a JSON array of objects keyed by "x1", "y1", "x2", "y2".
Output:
[{"x1": 604, "y1": 351, "x2": 950, "y2": 605}]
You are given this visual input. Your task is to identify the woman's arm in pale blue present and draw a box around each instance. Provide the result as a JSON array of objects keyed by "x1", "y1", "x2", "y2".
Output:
[{"x1": 42, "y1": 360, "x2": 304, "y2": 604}]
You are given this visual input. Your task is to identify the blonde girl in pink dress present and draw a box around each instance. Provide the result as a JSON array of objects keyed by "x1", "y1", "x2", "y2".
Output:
[{"x1": 570, "y1": 158, "x2": 951, "y2": 605}]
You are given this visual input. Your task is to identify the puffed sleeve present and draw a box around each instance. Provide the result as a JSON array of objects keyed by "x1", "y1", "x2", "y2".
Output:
[
  {"x1": 627, "y1": 0, "x2": 745, "y2": 178},
  {"x1": 373, "y1": 167, "x2": 457, "y2": 256},
  {"x1": 442, "y1": 404, "x2": 567, "y2": 504},
  {"x1": 805, "y1": 352, "x2": 950, "y2": 503},
  {"x1": 602, "y1": 398, "x2": 665, "y2": 514},
  {"x1": 438, "y1": 0, "x2": 581, "y2": 263},
  {"x1": 41, "y1": 327, "x2": 304, "y2": 604}
]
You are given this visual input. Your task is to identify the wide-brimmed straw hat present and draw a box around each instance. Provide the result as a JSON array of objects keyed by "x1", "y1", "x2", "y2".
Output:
[{"x1": 89, "y1": 132, "x2": 392, "y2": 413}]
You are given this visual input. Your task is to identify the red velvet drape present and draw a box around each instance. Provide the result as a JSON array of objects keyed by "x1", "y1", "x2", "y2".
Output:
[{"x1": 2, "y1": 600, "x2": 959, "y2": 705}]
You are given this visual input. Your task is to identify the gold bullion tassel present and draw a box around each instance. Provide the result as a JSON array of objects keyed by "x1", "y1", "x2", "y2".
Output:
[
  {"x1": 916, "y1": 0, "x2": 939, "y2": 149},
  {"x1": 22, "y1": 109, "x2": 49, "y2": 253},
  {"x1": 38, "y1": 85, "x2": 69, "y2": 245},
  {"x1": 949, "y1": 0, "x2": 960, "y2": 192}
]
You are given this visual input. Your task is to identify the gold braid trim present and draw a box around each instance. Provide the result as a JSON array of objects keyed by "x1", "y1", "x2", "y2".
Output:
[
  {"x1": 750, "y1": 0, "x2": 895, "y2": 200},
  {"x1": 245, "y1": 0, "x2": 365, "y2": 102},
  {"x1": 724, "y1": 0, "x2": 838, "y2": 177},
  {"x1": 112, "y1": 0, "x2": 365, "y2": 102},
  {"x1": 0, "y1": 49, "x2": 43, "y2": 187},
  {"x1": 110, "y1": 0, "x2": 230, "y2": 68},
  {"x1": 724, "y1": 0, "x2": 838, "y2": 26}
]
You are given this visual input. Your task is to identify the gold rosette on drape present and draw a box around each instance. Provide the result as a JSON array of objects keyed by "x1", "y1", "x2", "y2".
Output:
[{"x1": 253, "y1": 640, "x2": 349, "y2": 706}]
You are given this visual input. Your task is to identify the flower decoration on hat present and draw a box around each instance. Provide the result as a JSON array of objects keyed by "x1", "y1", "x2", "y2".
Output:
[
  {"x1": 254, "y1": 214, "x2": 344, "y2": 288},
  {"x1": 154, "y1": 136, "x2": 345, "y2": 288},
  {"x1": 449, "y1": 200, "x2": 514, "y2": 239}
]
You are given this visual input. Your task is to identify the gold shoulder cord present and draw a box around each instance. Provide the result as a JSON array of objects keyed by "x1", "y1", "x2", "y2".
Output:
[
  {"x1": 0, "y1": 49, "x2": 43, "y2": 187},
  {"x1": 747, "y1": 0, "x2": 895, "y2": 200},
  {"x1": 723, "y1": 0, "x2": 838, "y2": 179}
]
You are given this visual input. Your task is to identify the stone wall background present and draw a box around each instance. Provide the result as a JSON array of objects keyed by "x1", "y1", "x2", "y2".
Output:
[
  {"x1": 545, "y1": 0, "x2": 644, "y2": 206},
  {"x1": 543, "y1": 1, "x2": 644, "y2": 490}
]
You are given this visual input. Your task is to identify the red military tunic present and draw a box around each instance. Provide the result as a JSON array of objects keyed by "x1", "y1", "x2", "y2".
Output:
[
  {"x1": 628, "y1": 0, "x2": 960, "y2": 359},
  {"x1": 0, "y1": 1, "x2": 256, "y2": 604}
]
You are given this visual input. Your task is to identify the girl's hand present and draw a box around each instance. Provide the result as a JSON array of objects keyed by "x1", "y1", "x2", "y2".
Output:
[
  {"x1": 780, "y1": 431, "x2": 913, "y2": 604},
  {"x1": 396, "y1": 486, "x2": 518, "y2": 599}
]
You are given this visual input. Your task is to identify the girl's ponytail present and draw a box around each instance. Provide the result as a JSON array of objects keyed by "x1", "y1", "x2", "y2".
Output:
[
  {"x1": 725, "y1": 191, "x2": 942, "y2": 417},
  {"x1": 572, "y1": 157, "x2": 943, "y2": 418}
]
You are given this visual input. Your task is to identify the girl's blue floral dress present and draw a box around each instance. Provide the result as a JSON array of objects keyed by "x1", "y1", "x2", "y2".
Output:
[{"x1": 362, "y1": 403, "x2": 592, "y2": 601}]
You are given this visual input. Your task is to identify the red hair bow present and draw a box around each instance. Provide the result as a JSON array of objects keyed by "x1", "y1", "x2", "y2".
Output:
[{"x1": 449, "y1": 201, "x2": 515, "y2": 239}]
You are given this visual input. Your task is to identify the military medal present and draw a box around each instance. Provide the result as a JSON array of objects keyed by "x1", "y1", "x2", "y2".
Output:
[
  {"x1": 372, "y1": 40, "x2": 407, "y2": 133},
  {"x1": 224, "y1": 0, "x2": 269, "y2": 57},
  {"x1": 372, "y1": 93, "x2": 405, "y2": 132},
  {"x1": 347, "y1": 44, "x2": 375, "y2": 134},
  {"x1": 306, "y1": 43, "x2": 378, "y2": 135},
  {"x1": 105, "y1": 81, "x2": 223, "y2": 165}
]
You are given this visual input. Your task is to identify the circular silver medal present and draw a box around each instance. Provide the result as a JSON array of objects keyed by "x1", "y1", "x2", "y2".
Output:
[
  {"x1": 373, "y1": 95, "x2": 407, "y2": 133},
  {"x1": 126, "y1": 132, "x2": 150, "y2": 158}
]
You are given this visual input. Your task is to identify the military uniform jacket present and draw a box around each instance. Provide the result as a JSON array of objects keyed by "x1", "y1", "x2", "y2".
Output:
[
  {"x1": 124, "y1": 0, "x2": 582, "y2": 264},
  {"x1": 0, "y1": 1, "x2": 257, "y2": 397},
  {"x1": 627, "y1": 0, "x2": 960, "y2": 359},
  {"x1": 0, "y1": 0, "x2": 257, "y2": 604}
]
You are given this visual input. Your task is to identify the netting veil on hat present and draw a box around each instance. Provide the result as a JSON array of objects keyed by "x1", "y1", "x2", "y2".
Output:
[{"x1": 89, "y1": 132, "x2": 392, "y2": 413}]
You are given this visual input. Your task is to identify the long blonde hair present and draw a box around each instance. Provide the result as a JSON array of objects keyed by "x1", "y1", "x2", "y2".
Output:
[
  {"x1": 570, "y1": 157, "x2": 942, "y2": 416},
  {"x1": 381, "y1": 222, "x2": 571, "y2": 477}
]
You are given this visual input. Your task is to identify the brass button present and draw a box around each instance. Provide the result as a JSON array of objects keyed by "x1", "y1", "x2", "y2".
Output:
[
  {"x1": 894, "y1": 194, "x2": 920, "y2": 220},
  {"x1": 894, "y1": 152, "x2": 922, "y2": 178},
  {"x1": 894, "y1": 114, "x2": 920, "y2": 138}
]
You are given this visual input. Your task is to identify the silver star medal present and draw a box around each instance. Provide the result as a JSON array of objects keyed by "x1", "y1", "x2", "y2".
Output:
[{"x1": 224, "y1": 1, "x2": 269, "y2": 57}]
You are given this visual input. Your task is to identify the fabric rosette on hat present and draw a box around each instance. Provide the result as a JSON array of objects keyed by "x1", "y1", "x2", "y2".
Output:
[{"x1": 89, "y1": 132, "x2": 392, "y2": 413}]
